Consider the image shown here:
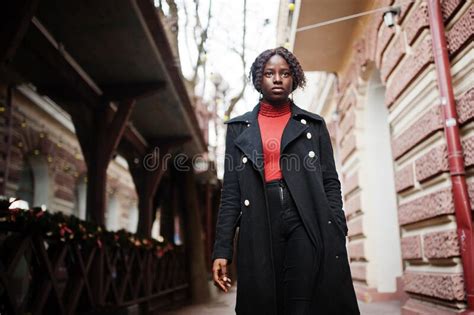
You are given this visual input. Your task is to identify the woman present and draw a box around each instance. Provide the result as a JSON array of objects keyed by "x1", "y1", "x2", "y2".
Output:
[{"x1": 212, "y1": 47, "x2": 359, "y2": 315}]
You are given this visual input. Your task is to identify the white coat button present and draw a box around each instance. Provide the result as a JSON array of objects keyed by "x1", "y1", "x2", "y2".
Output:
[
  {"x1": 306, "y1": 132, "x2": 312, "y2": 139},
  {"x1": 244, "y1": 199, "x2": 250, "y2": 206},
  {"x1": 247, "y1": 123, "x2": 250, "y2": 127},
  {"x1": 328, "y1": 220, "x2": 332, "y2": 224},
  {"x1": 242, "y1": 156, "x2": 248, "y2": 163},
  {"x1": 336, "y1": 255, "x2": 340, "y2": 259},
  {"x1": 300, "y1": 118, "x2": 307, "y2": 125},
  {"x1": 308, "y1": 151, "x2": 315, "y2": 158}
]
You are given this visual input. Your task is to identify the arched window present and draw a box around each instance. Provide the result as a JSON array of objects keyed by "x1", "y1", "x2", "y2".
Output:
[
  {"x1": 361, "y1": 69, "x2": 402, "y2": 293},
  {"x1": 16, "y1": 159, "x2": 34, "y2": 209},
  {"x1": 74, "y1": 176, "x2": 87, "y2": 219},
  {"x1": 151, "y1": 208, "x2": 164, "y2": 241},
  {"x1": 128, "y1": 205, "x2": 139, "y2": 233},
  {"x1": 105, "y1": 194, "x2": 120, "y2": 231},
  {"x1": 29, "y1": 155, "x2": 51, "y2": 208},
  {"x1": 15, "y1": 155, "x2": 51, "y2": 209}
]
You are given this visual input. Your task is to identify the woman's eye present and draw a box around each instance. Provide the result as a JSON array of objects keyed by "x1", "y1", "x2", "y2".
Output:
[
  {"x1": 264, "y1": 72, "x2": 273, "y2": 77},
  {"x1": 282, "y1": 72, "x2": 290, "y2": 78}
]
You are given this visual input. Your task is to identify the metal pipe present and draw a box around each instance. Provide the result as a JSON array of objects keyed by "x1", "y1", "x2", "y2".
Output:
[{"x1": 427, "y1": 0, "x2": 474, "y2": 309}]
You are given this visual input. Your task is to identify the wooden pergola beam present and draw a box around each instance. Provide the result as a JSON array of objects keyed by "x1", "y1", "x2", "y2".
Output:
[
  {"x1": 104, "y1": 100, "x2": 136, "y2": 163},
  {"x1": 101, "y1": 82, "x2": 166, "y2": 103},
  {"x1": 22, "y1": 18, "x2": 153, "y2": 157},
  {"x1": 122, "y1": 126, "x2": 148, "y2": 157},
  {"x1": 82, "y1": 101, "x2": 135, "y2": 225},
  {"x1": 27, "y1": 18, "x2": 104, "y2": 105},
  {"x1": 40, "y1": 81, "x2": 166, "y2": 104},
  {"x1": 128, "y1": 145, "x2": 172, "y2": 237},
  {"x1": 0, "y1": 0, "x2": 40, "y2": 64},
  {"x1": 148, "y1": 135, "x2": 192, "y2": 148},
  {"x1": 16, "y1": 17, "x2": 164, "y2": 225}
]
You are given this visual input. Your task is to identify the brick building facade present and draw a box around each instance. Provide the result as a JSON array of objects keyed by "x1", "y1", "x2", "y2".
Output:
[
  {"x1": 0, "y1": 85, "x2": 139, "y2": 232},
  {"x1": 281, "y1": 0, "x2": 473, "y2": 313}
]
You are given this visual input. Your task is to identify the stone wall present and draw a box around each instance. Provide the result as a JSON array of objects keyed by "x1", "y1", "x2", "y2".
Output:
[{"x1": 334, "y1": 0, "x2": 473, "y2": 312}]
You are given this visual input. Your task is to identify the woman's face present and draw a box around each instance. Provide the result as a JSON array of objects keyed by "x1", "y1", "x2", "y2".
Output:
[{"x1": 260, "y1": 54, "x2": 293, "y2": 105}]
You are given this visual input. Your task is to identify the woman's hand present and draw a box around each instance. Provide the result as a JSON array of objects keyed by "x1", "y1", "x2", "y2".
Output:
[{"x1": 212, "y1": 258, "x2": 231, "y2": 292}]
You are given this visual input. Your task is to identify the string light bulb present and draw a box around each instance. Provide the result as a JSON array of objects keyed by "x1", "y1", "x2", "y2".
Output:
[{"x1": 288, "y1": 0, "x2": 295, "y2": 12}]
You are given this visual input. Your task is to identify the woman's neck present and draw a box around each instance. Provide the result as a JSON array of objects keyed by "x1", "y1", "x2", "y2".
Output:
[
  {"x1": 259, "y1": 100, "x2": 291, "y2": 117},
  {"x1": 261, "y1": 98, "x2": 290, "y2": 107}
]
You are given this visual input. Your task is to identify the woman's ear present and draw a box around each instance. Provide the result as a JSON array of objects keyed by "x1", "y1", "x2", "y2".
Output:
[{"x1": 292, "y1": 77, "x2": 298, "y2": 91}]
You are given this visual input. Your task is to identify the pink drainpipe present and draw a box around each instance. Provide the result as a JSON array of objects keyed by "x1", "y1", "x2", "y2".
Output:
[{"x1": 427, "y1": 0, "x2": 474, "y2": 310}]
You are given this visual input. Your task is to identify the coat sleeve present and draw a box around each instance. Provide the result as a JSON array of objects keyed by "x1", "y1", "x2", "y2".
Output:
[
  {"x1": 319, "y1": 118, "x2": 348, "y2": 236},
  {"x1": 212, "y1": 124, "x2": 241, "y2": 263}
]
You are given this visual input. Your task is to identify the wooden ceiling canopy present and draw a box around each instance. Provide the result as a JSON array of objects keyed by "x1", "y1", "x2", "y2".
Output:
[
  {"x1": 0, "y1": 0, "x2": 206, "y2": 158},
  {"x1": 0, "y1": 0, "x2": 208, "y2": 227}
]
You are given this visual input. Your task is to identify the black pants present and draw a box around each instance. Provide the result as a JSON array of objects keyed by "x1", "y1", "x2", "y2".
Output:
[{"x1": 265, "y1": 179, "x2": 320, "y2": 315}]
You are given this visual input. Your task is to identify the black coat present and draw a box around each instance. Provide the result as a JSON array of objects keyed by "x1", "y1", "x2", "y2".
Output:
[{"x1": 212, "y1": 102, "x2": 359, "y2": 314}]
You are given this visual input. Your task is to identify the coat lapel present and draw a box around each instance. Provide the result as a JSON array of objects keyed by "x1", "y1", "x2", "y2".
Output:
[
  {"x1": 233, "y1": 104, "x2": 264, "y2": 173},
  {"x1": 231, "y1": 102, "x2": 321, "y2": 171},
  {"x1": 280, "y1": 112, "x2": 309, "y2": 154}
]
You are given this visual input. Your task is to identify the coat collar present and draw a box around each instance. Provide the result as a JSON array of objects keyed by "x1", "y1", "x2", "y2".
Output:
[
  {"x1": 227, "y1": 102, "x2": 323, "y2": 170},
  {"x1": 230, "y1": 103, "x2": 263, "y2": 170},
  {"x1": 225, "y1": 101, "x2": 323, "y2": 125}
]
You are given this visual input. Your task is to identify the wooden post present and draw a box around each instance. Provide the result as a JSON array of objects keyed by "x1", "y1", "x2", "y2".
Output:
[
  {"x1": 74, "y1": 100, "x2": 135, "y2": 225},
  {"x1": 128, "y1": 145, "x2": 170, "y2": 238},
  {"x1": 74, "y1": 101, "x2": 135, "y2": 309},
  {"x1": 126, "y1": 136, "x2": 190, "y2": 238},
  {"x1": 180, "y1": 164, "x2": 210, "y2": 303},
  {"x1": 159, "y1": 177, "x2": 175, "y2": 243}
]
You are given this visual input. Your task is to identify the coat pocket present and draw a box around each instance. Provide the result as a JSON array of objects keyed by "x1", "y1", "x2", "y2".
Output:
[
  {"x1": 232, "y1": 211, "x2": 242, "y2": 232},
  {"x1": 334, "y1": 218, "x2": 347, "y2": 240},
  {"x1": 328, "y1": 208, "x2": 347, "y2": 240}
]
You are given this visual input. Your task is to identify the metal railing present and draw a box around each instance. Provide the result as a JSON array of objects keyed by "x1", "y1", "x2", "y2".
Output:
[{"x1": 0, "y1": 223, "x2": 189, "y2": 314}]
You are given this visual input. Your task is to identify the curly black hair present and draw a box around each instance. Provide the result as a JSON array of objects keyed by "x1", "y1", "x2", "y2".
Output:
[{"x1": 249, "y1": 47, "x2": 306, "y2": 93}]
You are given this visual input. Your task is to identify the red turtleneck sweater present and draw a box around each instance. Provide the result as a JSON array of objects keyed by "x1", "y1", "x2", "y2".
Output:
[{"x1": 258, "y1": 101, "x2": 291, "y2": 182}]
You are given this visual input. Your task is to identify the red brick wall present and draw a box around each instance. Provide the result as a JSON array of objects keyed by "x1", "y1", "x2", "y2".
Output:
[{"x1": 335, "y1": 0, "x2": 473, "y2": 311}]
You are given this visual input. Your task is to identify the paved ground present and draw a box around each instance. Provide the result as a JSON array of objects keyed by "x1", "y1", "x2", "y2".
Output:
[{"x1": 161, "y1": 285, "x2": 401, "y2": 315}]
